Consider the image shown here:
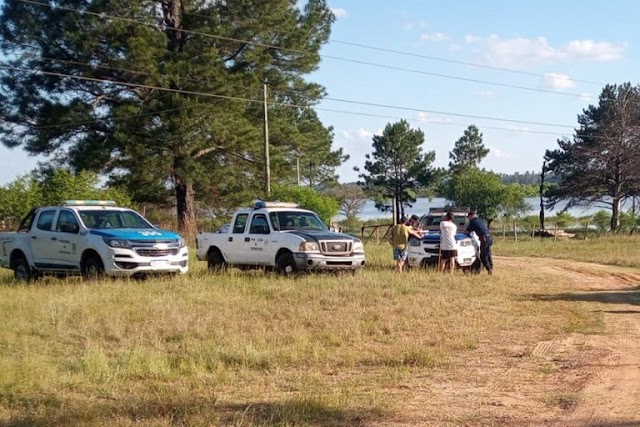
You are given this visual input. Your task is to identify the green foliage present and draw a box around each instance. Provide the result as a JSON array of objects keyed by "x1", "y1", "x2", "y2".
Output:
[
  {"x1": 449, "y1": 124, "x2": 489, "y2": 171},
  {"x1": 0, "y1": 169, "x2": 132, "y2": 227},
  {"x1": 442, "y1": 168, "x2": 530, "y2": 224},
  {"x1": 357, "y1": 120, "x2": 436, "y2": 221},
  {"x1": 323, "y1": 183, "x2": 367, "y2": 221},
  {"x1": 270, "y1": 185, "x2": 339, "y2": 223},
  {"x1": 591, "y1": 210, "x2": 610, "y2": 232},
  {"x1": 0, "y1": 0, "x2": 341, "y2": 231},
  {"x1": 544, "y1": 83, "x2": 640, "y2": 230}
]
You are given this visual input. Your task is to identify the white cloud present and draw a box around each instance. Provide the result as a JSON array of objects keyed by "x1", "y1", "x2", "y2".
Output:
[
  {"x1": 477, "y1": 89, "x2": 497, "y2": 98},
  {"x1": 465, "y1": 35, "x2": 626, "y2": 68},
  {"x1": 416, "y1": 111, "x2": 455, "y2": 124},
  {"x1": 330, "y1": 7, "x2": 347, "y2": 18},
  {"x1": 541, "y1": 72, "x2": 575, "y2": 91},
  {"x1": 340, "y1": 128, "x2": 374, "y2": 141},
  {"x1": 487, "y1": 145, "x2": 513, "y2": 159},
  {"x1": 420, "y1": 32, "x2": 448, "y2": 42}
]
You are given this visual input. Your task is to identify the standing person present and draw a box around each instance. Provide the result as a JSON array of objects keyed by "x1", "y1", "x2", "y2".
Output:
[
  {"x1": 388, "y1": 216, "x2": 423, "y2": 273},
  {"x1": 439, "y1": 212, "x2": 458, "y2": 273},
  {"x1": 466, "y1": 210, "x2": 493, "y2": 275}
]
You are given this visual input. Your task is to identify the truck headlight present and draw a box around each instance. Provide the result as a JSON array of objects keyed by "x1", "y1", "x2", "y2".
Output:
[
  {"x1": 409, "y1": 237, "x2": 422, "y2": 247},
  {"x1": 352, "y1": 241, "x2": 364, "y2": 253},
  {"x1": 103, "y1": 238, "x2": 132, "y2": 249},
  {"x1": 299, "y1": 242, "x2": 319, "y2": 252}
]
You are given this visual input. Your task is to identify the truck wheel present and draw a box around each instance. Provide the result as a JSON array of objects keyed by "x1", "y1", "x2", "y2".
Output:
[
  {"x1": 275, "y1": 253, "x2": 298, "y2": 277},
  {"x1": 13, "y1": 256, "x2": 32, "y2": 282},
  {"x1": 207, "y1": 249, "x2": 227, "y2": 272},
  {"x1": 82, "y1": 256, "x2": 105, "y2": 280}
]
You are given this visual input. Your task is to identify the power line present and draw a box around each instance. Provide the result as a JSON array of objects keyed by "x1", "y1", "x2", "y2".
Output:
[
  {"x1": 16, "y1": 0, "x2": 599, "y2": 100},
  {"x1": 330, "y1": 39, "x2": 607, "y2": 87},
  {"x1": 0, "y1": 63, "x2": 576, "y2": 129}
]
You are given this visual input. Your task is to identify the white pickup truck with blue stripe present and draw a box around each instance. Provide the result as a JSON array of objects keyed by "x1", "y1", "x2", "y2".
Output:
[
  {"x1": 406, "y1": 207, "x2": 480, "y2": 271},
  {"x1": 0, "y1": 200, "x2": 188, "y2": 281}
]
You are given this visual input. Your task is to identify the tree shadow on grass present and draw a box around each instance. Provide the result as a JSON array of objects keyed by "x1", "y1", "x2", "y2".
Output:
[
  {"x1": 0, "y1": 395, "x2": 386, "y2": 427},
  {"x1": 528, "y1": 290, "x2": 640, "y2": 306}
]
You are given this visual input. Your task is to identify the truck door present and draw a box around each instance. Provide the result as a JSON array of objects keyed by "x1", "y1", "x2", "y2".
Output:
[
  {"x1": 52, "y1": 209, "x2": 83, "y2": 270},
  {"x1": 30, "y1": 209, "x2": 59, "y2": 267},
  {"x1": 246, "y1": 214, "x2": 271, "y2": 265},
  {"x1": 224, "y1": 213, "x2": 249, "y2": 264}
]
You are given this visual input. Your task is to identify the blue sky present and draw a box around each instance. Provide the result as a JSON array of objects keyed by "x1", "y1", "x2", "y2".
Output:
[{"x1": 0, "y1": 0, "x2": 637, "y2": 184}]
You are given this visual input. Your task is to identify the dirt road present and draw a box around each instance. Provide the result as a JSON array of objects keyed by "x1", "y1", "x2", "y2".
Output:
[{"x1": 375, "y1": 257, "x2": 640, "y2": 427}]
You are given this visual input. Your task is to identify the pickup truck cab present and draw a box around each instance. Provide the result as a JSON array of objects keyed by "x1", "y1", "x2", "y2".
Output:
[
  {"x1": 407, "y1": 207, "x2": 480, "y2": 271},
  {"x1": 0, "y1": 200, "x2": 188, "y2": 280},
  {"x1": 196, "y1": 201, "x2": 366, "y2": 275}
]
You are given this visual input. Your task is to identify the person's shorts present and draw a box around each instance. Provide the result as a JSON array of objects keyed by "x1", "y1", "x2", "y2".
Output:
[
  {"x1": 393, "y1": 248, "x2": 408, "y2": 261},
  {"x1": 440, "y1": 249, "x2": 457, "y2": 260}
]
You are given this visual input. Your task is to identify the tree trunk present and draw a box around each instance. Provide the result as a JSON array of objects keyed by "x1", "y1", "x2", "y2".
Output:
[
  {"x1": 611, "y1": 195, "x2": 621, "y2": 231},
  {"x1": 175, "y1": 176, "x2": 196, "y2": 237}
]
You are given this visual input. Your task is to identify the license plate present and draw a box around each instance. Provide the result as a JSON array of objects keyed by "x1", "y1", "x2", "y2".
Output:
[
  {"x1": 464, "y1": 258, "x2": 472, "y2": 263},
  {"x1": 150, "y1": 260, "x2": 170, "y2": 268}
]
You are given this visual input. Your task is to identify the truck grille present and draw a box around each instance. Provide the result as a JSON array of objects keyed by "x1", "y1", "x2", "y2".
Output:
[
  {"x1": 130, "y1": 239, "x2": 181, "y2": 257},
  {"x1": 135, "y1": 248, "x2": 179, "y2": 257},
  {"x1": 319, "y1": 240, "x2": 352, "y2": 256}
]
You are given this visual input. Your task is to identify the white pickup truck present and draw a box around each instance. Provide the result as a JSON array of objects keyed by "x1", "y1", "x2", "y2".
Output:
[
  {"x1": 196, "y1": 201, "x2": 366, "y2": 275},
  {"x1": 0, "y1": 200, "x2": 189, "y2": 281},
  {"x1": 407, "y1": 207, "x2": 481, "y2": 272}
]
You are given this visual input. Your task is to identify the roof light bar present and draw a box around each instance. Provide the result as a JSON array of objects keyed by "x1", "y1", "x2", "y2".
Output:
[
  {"x1": 253, "y1": 200, "x2": 299, "y2": 209},
  {"x1": 63, "y1": 200, "x2": 117, "y2": 207}
]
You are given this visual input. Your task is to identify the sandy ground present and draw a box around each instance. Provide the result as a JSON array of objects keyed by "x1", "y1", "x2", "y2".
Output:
[{"x1": 372, "y1": 256, "x2": 640, "y2": 427}]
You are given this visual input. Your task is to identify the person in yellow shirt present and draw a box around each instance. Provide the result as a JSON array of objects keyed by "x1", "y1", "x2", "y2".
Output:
[{"x1": 388, "y1": 216, "x2": 424, "y2": 273}]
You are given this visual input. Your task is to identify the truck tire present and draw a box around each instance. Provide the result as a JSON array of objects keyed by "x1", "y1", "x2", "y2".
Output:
[
  {"x1": 13, "y1": 256, "x2": 32, "y2": 282},
  {"x1": 82, "y1": 256, "x2": 105, "y2": 280},
  {"x1": 207, "y1": 249, "x2": 227, "y2": 272},
  {"x1": 275, "y1": 253, "x2": 298, "y2": 277}
]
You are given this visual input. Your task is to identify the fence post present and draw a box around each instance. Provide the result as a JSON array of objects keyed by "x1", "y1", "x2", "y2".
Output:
[
  {"x1": 375, "y1": 226, "x2": 380, "y2": 244},
  {"x1": 513, "y1": 222, "x2": 518, "y2": 243},
  {"x1": 502, "y1": 223, "x2": 506, "y2": 240},
  {"x1": 554, "y1": 222, "x2": 558, "y2": 242}
]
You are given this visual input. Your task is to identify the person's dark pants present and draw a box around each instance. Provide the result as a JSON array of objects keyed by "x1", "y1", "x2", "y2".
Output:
[{"x1": 479, "y1": 235, "x2": 493, "y2": 273}]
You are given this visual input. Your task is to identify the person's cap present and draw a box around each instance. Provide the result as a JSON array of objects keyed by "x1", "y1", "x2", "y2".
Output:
[
  {"x1": 400, "y1": 215, "x2": 409, "y2": 223},
  {"x1": 467, "y1": 210, "x2": 476, "y2": 216},
  {"x1": 410, "y1": 214, "x2": 419, "y2": 221}
]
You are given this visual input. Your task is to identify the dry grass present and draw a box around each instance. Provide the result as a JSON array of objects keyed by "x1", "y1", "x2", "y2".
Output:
[
  {"x1": 495, "y1": 234, "x2": 640, "y2": 267},
  {"x1": 0, "y1": 242, "x2": 610, "y2": 426}
]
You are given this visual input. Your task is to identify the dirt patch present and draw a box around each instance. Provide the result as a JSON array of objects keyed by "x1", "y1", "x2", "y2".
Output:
[{"x1": 372, "y1": 257, "x2": 640, "y2": 426}]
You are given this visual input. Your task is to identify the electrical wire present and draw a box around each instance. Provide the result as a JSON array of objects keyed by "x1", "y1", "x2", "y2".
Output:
[{"x1": 16, "y1": 0, "x2": 600, "y2": 100}]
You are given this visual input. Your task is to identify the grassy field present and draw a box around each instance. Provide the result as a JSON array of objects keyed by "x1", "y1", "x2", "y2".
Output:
[
  {"x1": 0, "y1": 238, "x2": 633, "y2": 426},
  {"x1": 495, "y1": 234, "x2": 640, "y2": 268}
]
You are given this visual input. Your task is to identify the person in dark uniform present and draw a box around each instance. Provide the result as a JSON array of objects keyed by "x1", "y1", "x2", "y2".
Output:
[{"x1": 465, "y1": 210, "x2": 493, "y2": 275}]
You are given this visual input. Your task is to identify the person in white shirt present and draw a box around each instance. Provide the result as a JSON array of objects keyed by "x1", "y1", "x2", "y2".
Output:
[{"x1": 439, "y1": 212, "x2": 458, "y2": 273}]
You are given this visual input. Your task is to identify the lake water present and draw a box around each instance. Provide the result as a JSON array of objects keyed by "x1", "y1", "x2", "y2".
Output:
[{"x1": 333, "y1": 197, "x2": 622, "y2": 221}]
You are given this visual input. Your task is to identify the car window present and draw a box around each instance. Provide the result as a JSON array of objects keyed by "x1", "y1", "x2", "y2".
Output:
[
  {"x1": 55, "y1": 210, "x2": 80, "y2": 233},
  {"x1": 232, "y1": 214, "x2": 248, "y2": 234},
  {"x1": 249, "y1": 214, "x2": 270, "y2": 234},
  {"x1": 36, "y1": 210, "x2": 56, "y2": 231}
]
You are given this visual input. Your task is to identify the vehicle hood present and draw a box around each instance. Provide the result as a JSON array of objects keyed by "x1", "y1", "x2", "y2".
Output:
[
  {"x1": 89, "y1": 228, "x2": 181, "y2": 241},
  {"x1": 421, "y1": 232, "x2": 469, "y2": 242},
  {"x1": 287, "y1": 230, "x2": 358, "y2": 242}
]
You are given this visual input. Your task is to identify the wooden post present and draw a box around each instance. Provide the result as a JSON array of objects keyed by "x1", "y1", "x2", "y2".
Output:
[
  {"x1": 502, "y1": 223, "x2": 506, "y2": 240},
  {"x1": 554, "y1": 222, "x2": 558, "y2": 242},
  {"x1": 513, "y1": 222, "x2": 518, "y2": 243},
  {"x1": 375, "y1": 226, "x2": 380, "y2": 244}
]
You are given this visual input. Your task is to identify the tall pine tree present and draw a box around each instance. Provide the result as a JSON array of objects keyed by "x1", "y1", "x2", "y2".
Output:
[{"x1": 0, "y1": 0, "x2": 345, "y2": 233}]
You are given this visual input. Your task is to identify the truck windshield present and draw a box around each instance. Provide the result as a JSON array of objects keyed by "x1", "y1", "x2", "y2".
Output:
[
  {"x1": 79, "y1": 210, "x2": 153, "y2": 229},
  {"x1": 269, "y1": 211, "x2": 326, "y2": 231}
]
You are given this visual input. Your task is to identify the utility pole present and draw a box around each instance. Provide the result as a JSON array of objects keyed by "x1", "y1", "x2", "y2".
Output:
[
  {"x1": 263, "y1": 84, "x2": 271, "y2": 197},
  {"x1": 296, "y1": 156, "x2": 300, "y2": 186}
]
